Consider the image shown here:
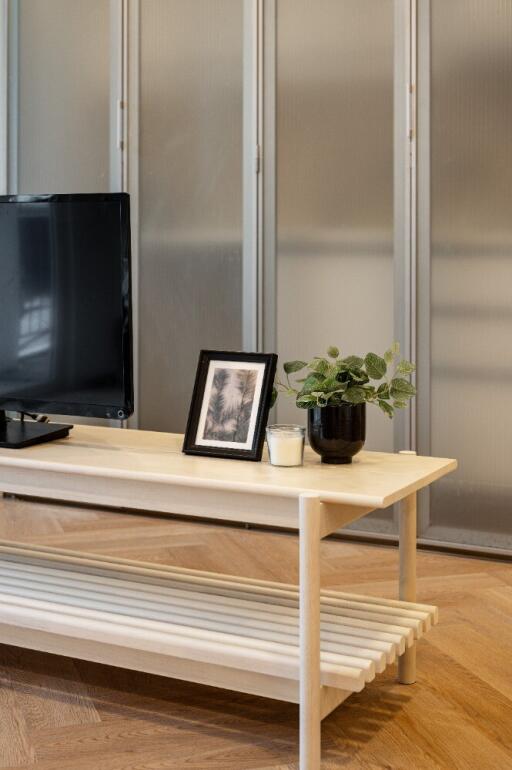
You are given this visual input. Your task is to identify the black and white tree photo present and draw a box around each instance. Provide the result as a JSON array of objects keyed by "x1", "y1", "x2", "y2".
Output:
[{"x1": 203, "y1": 367, "x2": 258, "y2": 443}]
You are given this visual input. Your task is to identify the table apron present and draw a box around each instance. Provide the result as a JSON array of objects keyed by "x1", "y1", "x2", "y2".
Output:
[
  {"x1": 0, "y1": 467, "x2": 304, "y2": 527},
  {"x1": 0, "y1": 468, "x2": 380, "y2": 531}
]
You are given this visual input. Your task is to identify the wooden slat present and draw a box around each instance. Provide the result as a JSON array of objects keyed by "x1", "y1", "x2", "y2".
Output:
[
  {"x1": 0, "y1": 553, "x2": 437, "y2": 701},
  {"x1": 0, "y1": 543, "x2": 438, "y2": 625},
  {"x1": 0, "y1": 595, "x2": 368, "y2": 692},
  {"x1": 0, "y1": 568, "x2": 388, "y2": 671},
  {"x1": 0, "y1": 564, "x2": 407, "y2": 660},
  {"x1": 0, "y1": 555, "x2": 423, "y2": 638},
  {"x1": 0, "y1": 558, "x2": 417, "y2": 650}
]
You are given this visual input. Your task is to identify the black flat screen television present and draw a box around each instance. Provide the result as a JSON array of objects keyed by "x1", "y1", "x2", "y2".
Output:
[{"x1": 0, "y1": 193, "x2": 133, "y2": 447}]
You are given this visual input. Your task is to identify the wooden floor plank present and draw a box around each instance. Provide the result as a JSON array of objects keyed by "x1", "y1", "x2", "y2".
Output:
[
  {"x1": 0, "y1": 494, "x2": 510, "y2": 769},
  {"x1": 0, "y1": 646, "x2": 100, "y2": 733},
  {"x1": 0, "y1": 667, "x2": 34, "y2": 769}
]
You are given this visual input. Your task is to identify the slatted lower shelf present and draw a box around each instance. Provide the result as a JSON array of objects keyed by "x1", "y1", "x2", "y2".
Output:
[{"x1": 0, "y1": 548, "x2": 437, "y2": 708}]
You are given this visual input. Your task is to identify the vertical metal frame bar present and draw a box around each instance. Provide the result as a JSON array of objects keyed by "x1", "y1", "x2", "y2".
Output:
[
  {"x1": 126, "y1": 0, "x2": 140, "y2": 428},
  {"x1": 120, "y1": 0, "x2": 129, "y2": 192},
  {"x1": 109, "y1": 0, "x2": 129, "y2": 429},
  {"x1": 261, "y1": 0, "x2": 276, "y2": 355},
  {"x1": 416, "y1": 0, "x2": 431, "y2": 530},
  {"x1": 110, "y1": 0, "x2": 129, "y2": 193},
  {"x1": 409, "y1": 0, "x2": 418, "y2": 451},
  {"x1": 244, "y1": 0, "x2": 269, "y2": 354},
  {"x1": 0, "y1": 0, "x2": 8, "y2": 194},
  {"x1": 393, "y1": 0, "x2": 416, "y2": 455},
  {"x1": 6, "y1": 0, "x2": 18, "y2": 193},
  {"x1": 109, "y1": 0, "x2": 123, "y2": 191},
  {"x1": 392, "y1": 0, "x2": 419, "y2": 532},
  {"x1": 243, "y1": 0, "x2": 260, "y2": 351}
]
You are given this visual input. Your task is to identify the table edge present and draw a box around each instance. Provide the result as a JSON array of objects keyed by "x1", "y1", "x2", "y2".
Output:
[{"x1": 0, "y1": 453, "x2": 458, "y2": 509}]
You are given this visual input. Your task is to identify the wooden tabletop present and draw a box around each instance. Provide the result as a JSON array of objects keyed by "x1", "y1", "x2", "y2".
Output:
[{"x1": 0, "y1": 425, "x2": 456, "y2": 509}]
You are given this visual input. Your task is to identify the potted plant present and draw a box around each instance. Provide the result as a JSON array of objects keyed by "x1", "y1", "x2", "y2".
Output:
[{"x1": 273, "y1": 343, "x2": 416, "y2": 464}]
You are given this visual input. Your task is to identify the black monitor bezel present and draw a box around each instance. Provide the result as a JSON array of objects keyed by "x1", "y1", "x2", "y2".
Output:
[{"x1": 0, "y1": 192, "x2": 134, "y2": 420}]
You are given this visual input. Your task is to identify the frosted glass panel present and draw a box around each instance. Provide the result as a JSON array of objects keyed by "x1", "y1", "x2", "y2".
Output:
[
  {"x1": 426, "y1": 1, "x2": 512, "y2": 549},
  {"x1": 275, "y1": 0, "x2": 395, "y2": 456},
  {"x1": 13, "y1": 0, "x2": 111, "y2": 193},
  {"x1": 139, "y1": 0, "x2": 243, "y2": 432}
]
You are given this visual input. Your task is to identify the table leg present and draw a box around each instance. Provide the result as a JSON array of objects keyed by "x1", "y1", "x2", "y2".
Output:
[
  {"x1": 299, "y1": 494, "x2": 321, "y2": 769},
  {"x1": 398, "y1": 490, "x2": 417, "y2": 684}
]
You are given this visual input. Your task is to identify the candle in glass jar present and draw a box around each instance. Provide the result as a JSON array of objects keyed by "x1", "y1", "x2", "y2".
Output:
[{"x1": 266, "y1": 425, "x2": 305, "y2": 467}]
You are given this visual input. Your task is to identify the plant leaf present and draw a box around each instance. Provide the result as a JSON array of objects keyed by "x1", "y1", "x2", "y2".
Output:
[
  {"x1": 283, "y1": 360, "x2": 307, "y2": 374},
  {"x1": 378, "y1": 400, "x2": 394, "y2": 418},
  {"x1": 385, "y1": 341, "x2": 400, "y2": 364},
  {"x1": 377, "y1": 382, "x2": 390, "y2": 399},
  {"x1": 327, "y1": 345, "x2": 339, "y2": 359},
  {"x1": 321, "y1": 376, "x2": 345, "y2": 393},
  {"x1": 344, "y1": 386, "x2": 366, "y2": 404},
  {"x1": 396, "y1": 359, "x2": 416, "y2": 375},
  {"x1": 297, "y1": 394, "x2": 316, "y2": 407},
  {"x1": 299, "y1": 373, "x2": 327, "y2": 395},
  {"x1": 270, "y1": 386, "x2": 278, "y2": 407},
  {"x1": 310, "y1": 392, "x2": 328, "y2": 406},
  {"x1": 306, "y1": 371, "x2": 326, "y2": 383},
  {"x1": 364, "y1": 352, "x2": 387, "y2": 379},
  {"x1": 308, "y1": 358, "x2": 330, "y2": 376},
  {"x1": 348, "y1": 368, "x2": 370, "y2": 384},
  {"x1": 389, "y1": 377, "x2": 416, "y2": 399},
  {"x1": 342, "y1": 355, "x2": 364, "y2": 369}
]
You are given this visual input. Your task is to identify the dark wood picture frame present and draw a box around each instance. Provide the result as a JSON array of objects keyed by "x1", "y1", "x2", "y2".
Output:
[{"x1": 183, "y1": 350, "x2": 277, "y2": 461}]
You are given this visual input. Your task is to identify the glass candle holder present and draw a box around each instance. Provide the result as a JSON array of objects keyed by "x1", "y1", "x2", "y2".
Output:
[{"x1": 266, "y1": 424, "x2": 305, "y2": 467}]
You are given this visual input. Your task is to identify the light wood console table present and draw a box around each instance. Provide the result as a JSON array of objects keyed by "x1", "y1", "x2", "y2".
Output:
[{"x1": 0, "y1": 426, "x2": 456, "y2": 769}]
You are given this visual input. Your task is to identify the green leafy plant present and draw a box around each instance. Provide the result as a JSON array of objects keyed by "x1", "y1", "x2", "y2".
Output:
[{"x1": 273, "y1": 343, "x2": 416, "y2": 418}]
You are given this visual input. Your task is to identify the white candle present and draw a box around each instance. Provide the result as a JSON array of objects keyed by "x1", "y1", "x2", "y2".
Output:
[{"x1": 266, "y1": 425, "x2": 305, "y2": 467}]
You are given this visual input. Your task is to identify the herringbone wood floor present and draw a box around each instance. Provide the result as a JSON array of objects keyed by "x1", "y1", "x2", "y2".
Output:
[{"x1": 0, "y1": 494, "x2": 511, "y2": 770}]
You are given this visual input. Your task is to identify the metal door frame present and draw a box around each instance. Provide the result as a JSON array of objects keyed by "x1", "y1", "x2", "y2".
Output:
[
  {"x1": 0, "y1": 0, "x2": 17, "y2": 195},
  {"x1": 0, "y1": 1, "x2": 8, "y2": 194},
  {"x1": 416, "y1": 0, "x2": 431, "y2": 532}
]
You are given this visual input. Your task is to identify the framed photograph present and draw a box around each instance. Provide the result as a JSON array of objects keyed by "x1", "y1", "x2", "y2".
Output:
[{"x1": 183, "y1": 351, "x2": 277, "y2": 461}]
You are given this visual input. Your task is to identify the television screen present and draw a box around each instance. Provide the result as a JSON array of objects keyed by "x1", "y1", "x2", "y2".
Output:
[{"x1": 0, "y1": 193, "x2": 133, "y2": 420}]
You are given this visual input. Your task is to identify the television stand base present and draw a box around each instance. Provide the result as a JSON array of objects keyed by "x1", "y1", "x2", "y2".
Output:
[{"x1": 0, "y1": 414, "x2": 72, "y2": 449}]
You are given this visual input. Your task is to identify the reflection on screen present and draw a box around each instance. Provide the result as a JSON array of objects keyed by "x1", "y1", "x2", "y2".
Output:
[{"x1": 0, "y1": 199, "x2": 129, "y2": 413}]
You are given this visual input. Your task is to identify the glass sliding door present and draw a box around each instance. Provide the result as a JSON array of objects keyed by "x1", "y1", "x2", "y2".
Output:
[
  {"x1": 274, "y1": 0, "x2": 396, "y2": 533},
  {"x1": 8, "y1": 0, "x2": 115, "y2": 194},
  {"x1": 418, "y1": 0, "x2": 512, "y2": 551},
  {"x1": 138, "y1": 0, "x2": 244, "y2": 432},
  {"x1": 274, "y1": 0, "x2": 395, "y2": 450}
]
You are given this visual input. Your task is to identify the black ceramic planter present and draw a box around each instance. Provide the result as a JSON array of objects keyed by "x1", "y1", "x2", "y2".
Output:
[{"x1": 308, "y1": 403, "x2": 366, "y2": 464}]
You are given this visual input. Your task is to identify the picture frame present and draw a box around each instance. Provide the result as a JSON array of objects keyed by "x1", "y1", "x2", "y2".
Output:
[{"x1": 183, "y1": 350, "x2": 278, "y2": 461}]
